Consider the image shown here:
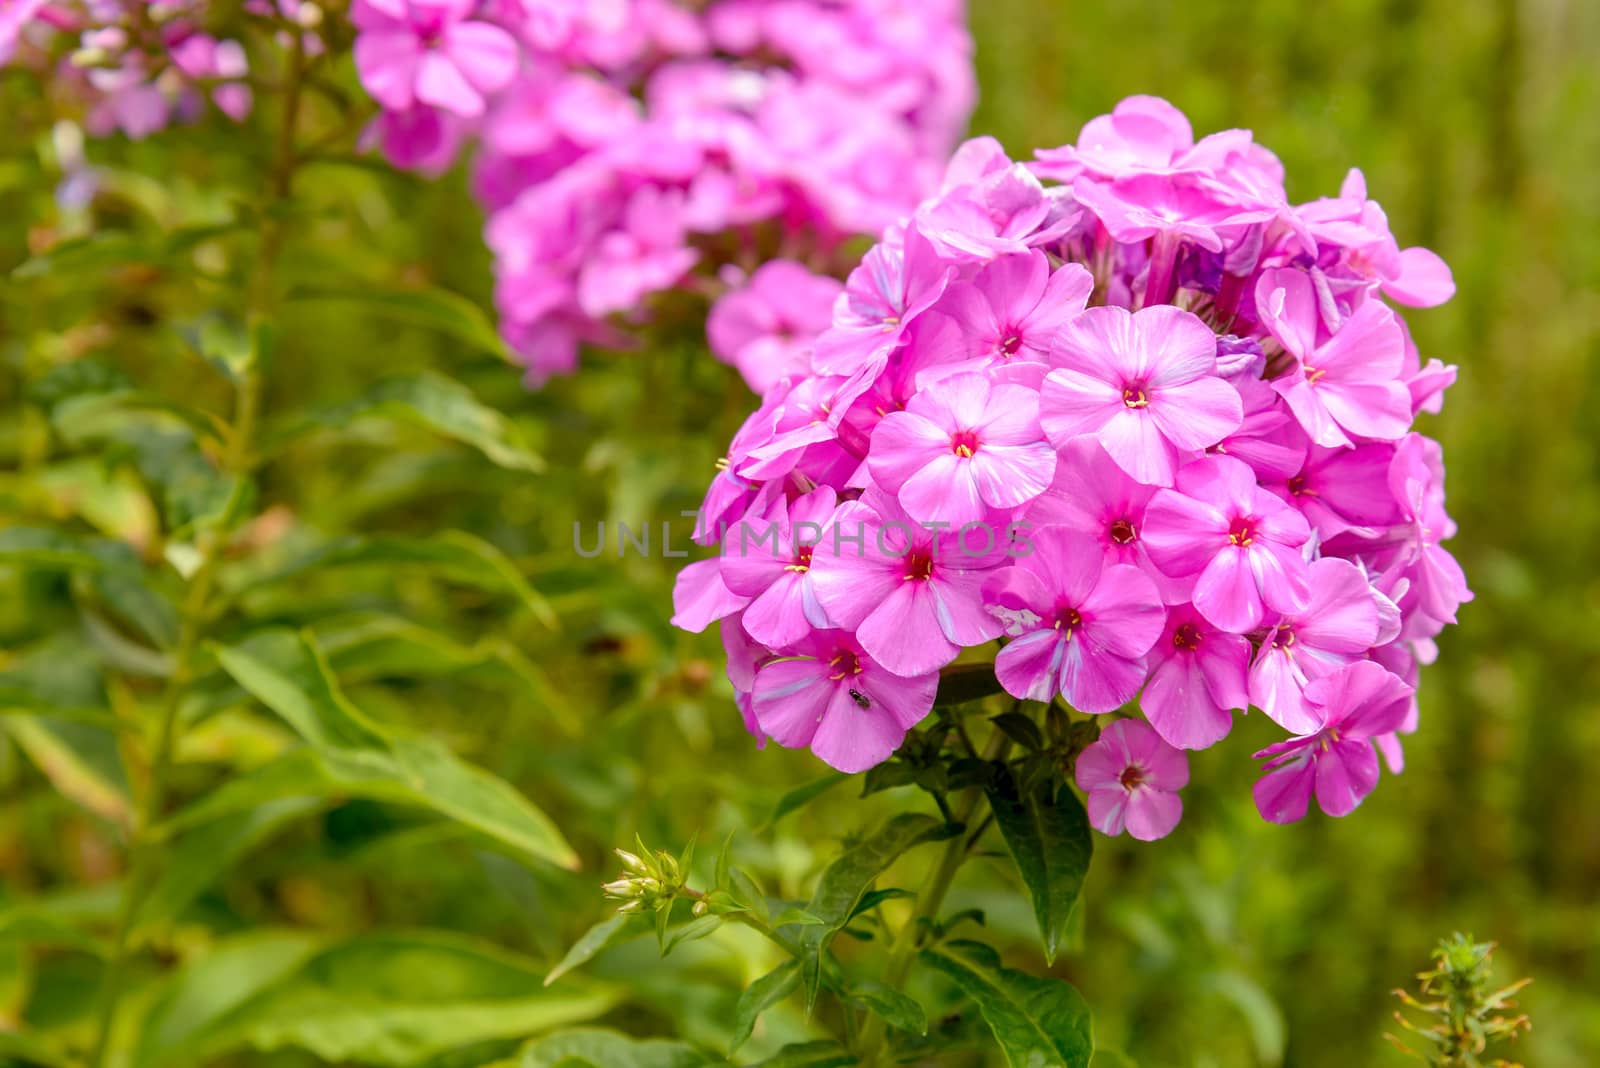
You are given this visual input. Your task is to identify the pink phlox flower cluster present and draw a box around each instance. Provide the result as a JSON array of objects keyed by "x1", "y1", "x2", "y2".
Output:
[
  {"x1": 3, "y1": 1, "x2": 256, "y2": 138},
  {"x1": 347, "y1": 0, "x2": 975, "y2": 387},
  {"x1": 675, "y1": 97, "x2": 1470, "y2": 835}
]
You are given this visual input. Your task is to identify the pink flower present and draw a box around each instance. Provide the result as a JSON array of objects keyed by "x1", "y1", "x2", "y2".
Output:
[
  {"x1": 751, "y1": 630, "x2": 937, "y2": 772},
  {"x1": 1071, "y1": 173, "x2": 1272, "y2": 254},
  {"x1": 1041, "y1": 305, "x2": 1243, "y2": 487},
  {"x1": 719, "y1": 486, "x2": 837, "y2": 648},
  {"x1": 1382, "y1": 433, "x2": 1472, "y2": 632},
  {"x1": 1141, "y1": 604, "x2": 1249, "y2": 750},
  {"x1": 1074, "y1": 718, "x2": 1188, "y2": 841},
  {"x1": 1252, "y1": 660, "x2": 1413, "y2": 823},
  {"x1": 1142, "y1": 455, "x2": 1312, "y2": 633},
  {"x1": 869, "y1": 370, "x2": 1056, "y2": 527},
  {"x1": 1269, "y1": 443, "x2": 1401, "y2": 539},
  {"x1": 576, "y1": 186, "x2": 700, "y2": 318},
  {"x1": 1256, "y1": 268, "x2": 1411, "y2": 447},
  {"x1": 931, "y1": 251, "x2": 1092, "y2": 365},
  {"x1": 709, "y1": 261, "x2": 842, "y2": 394},
  {"x1": 1034, "y1": 95, "x2": 1197, "y2": 181},
  {"x1": 981, "y1": 527, "x2": 1164, "y2": 711},
  {"x1": 1249, "y1": 557, "x2": 1382, "y2": 734},
  {"x1": 1025, "y1": 438, "x2": 1173, "y2": 590},
  {"x1": 808, "y1": 491, "x2": 1004, "y2": 677},
  {"x1": 812, "y1": 226, "x2": 952, "y2": 379},
  {"x1": 354, "y1": 0, "x2": 519, "y2": 120},
  {"x1": 669, "y1": 557, "x2": 749, "y2": 635}
]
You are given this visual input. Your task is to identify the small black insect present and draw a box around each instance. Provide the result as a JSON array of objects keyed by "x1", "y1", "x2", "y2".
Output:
[{"x1": 848, "y1": 688, "x2": 872, "y2": 709}]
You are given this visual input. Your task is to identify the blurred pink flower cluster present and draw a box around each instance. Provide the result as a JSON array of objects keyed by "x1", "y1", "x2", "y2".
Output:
[
  {"x1": 674, "y1": 96, "x2": 1469, "y2": 837},
  {"x1": 0, "y1": 0, "x2": 264, "y2": 138},
  {"x1": 347, "y1": 0, "x2": 975, "y2": 384}
]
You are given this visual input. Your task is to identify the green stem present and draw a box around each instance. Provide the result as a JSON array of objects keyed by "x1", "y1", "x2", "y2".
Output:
[
  {"x1": 856, "y1": 729, "x2": 1012, "y2": 1064},
  {"x1": 85, "y1": 34, "x2": 308, "y2": 1068}
]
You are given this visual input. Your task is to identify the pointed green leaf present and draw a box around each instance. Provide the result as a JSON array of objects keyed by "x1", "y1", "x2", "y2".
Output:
[
  {"x1": 761, "y1": 772, "x2": 847, "y2": 829},
  {"x1": 285, "y1": 283, "x2": 510, "y2": 361},
  {"x1": 934, "y1": 662, "x2": 1007, "y2": 706},
  {"x1": 206, "y1": 631, "x2": 578, "y2": 870},
  {"x1": 211, "y1": 630, "x2": 390, "y2": 750},
  {"x1": 920, "y1": 940, "x2": 1093, "y2": 1068},
  {"x1": 136, "y1": 930, "x2": 617, "y2": 1068},
  {"x1": 544, "y1": 914, "x2": 644, "y2": 987},
  {"x1": 136, "y1": 798, "x2": 324, "y2": 932},
  {"x1": 846, "y1": 979, "x2": 927, "y2": 1036},
  {"x1": 0, "y1": 1028, "x2": 74, "y2": 1067},
  {"x1": 511, "y1": 1028, "x2": 716, "y2": 1068},
  {"x1": 661, "y1": 914, "x2": 722, "y2": 956},
  {"x1": 742, "y1": 1041, "x2": 856, "y2": 1068},
  {"x1": 797, "y1": 813, "x2": 952, "y2": 1013},
  {"x1": 279, "y1": 370, "x2": 541, "y2": 471},
  {"x1": 251, "y1": 532, "x2": 556, "y2": 628},
  {"x1": 5, "y1": 716, "x2": 130, "y2": 824},
  {"x1": 729, "y1": 960, "x2": 799, "y2": 1052},
  {"x1": 984, "y1": 766, "x2": 1092, "y2": 964}
]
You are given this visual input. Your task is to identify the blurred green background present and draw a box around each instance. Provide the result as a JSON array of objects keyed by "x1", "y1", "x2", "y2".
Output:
[{"x1": 2, "y1": 1, "x2": 1597, "y2": 1066}]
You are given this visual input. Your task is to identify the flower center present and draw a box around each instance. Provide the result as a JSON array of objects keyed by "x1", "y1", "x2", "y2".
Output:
[
  {"x1": 827, "y1": 650, "x2": 863, "y2": 681},
  {"x1": 1122, "y1": 384, "x2": 1150, "y2": 409},
  {"x1": 903, "y1": 549, "x2": 935, "y2": 582},
  {"x1": 1227, "y1": 517, "x2": 1256, "y2": 547},
  {"x1": 1053, "y1": 606, "x2": 1082, "y2": 636},
  {"x1": 950, "y1": 429, "x2": 980, "y2": 459},
  {"x1": 784, "y1": 545, "x2": 814, "y2": 573},
  {"x1": 1269, "y1": 625, "x2": 1296, "y2": 651},
  {"x1": 1109, "y1": 518, "x2": 1137, "y2": 545},
  {"x1": 1286, "y1": 474, "x2": 1314, "y2": 497},
  {"x1": 1304, "y1": 365, "x2": 1326, "y2": 385},
  {"x1": 999, "y1": 332, "x2": 1023, "y2": 357},
  {"x1": 1172, "y1": 622, "x2": 1203, "y2": 651},
  {"x1": 1119, "y1": 764, "x2": 1147, "y2": 790}
]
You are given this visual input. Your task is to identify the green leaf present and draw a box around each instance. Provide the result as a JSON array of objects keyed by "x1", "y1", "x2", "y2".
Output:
[
  {"x1": 1090, "y1": 1051, "x2": 1139, "y2": 1068},
  {"x1": 510, "y1": 1028, "x2": 716, "y2": 1068},
  {"x1": 12, "y1": 230, "x2": 154, "y2": 280},
  {"x1": 858, "y1": 761, "x2": 917, "y2": 797},
  {"x1": 742, "y1": 1040, "x2": 856, "y2": 1068},
  {"x1": 989, "y1": 711, "x2": 1045, "y2": 752},
  {"x1": 285, "y1": 283, "x2": 510, "y2": 362},
  {"x1": 1204, "y1": 969, "x2": 1286, "y2": 1066},
  {"x1": 846, "y1": 887, "x2": 915, "y2": 922},
  {"x1": 211, "y1": 630, "x2": 391, "y2": 750},
  {"x1": 136, "y1": 798, "x2": 324, "y2": 932},
  {"x1": 0, "y1": 1028, "x2": 73, "y2": 1067},
  {"x1": 208, "y1": 629, "x2": 576, "y2": 868},
  {"x1": 0, "y1": 905, "x2": 108, "y2": 956},
  {"x1": 0, "y1": 526, "x2": 104, "y2": 571},
  {"x1": 4, "y1": 716, "x2": 130, "y2": 824},
  {"x1": 136, "y1": 930, "x2": 617, "y2": 1068},
  {"x1": 280, "y1": 371, "x2": 542, "y2": 472},
  {"x1": 984, "y1": 766, "x2": 1093, "y2": 965},
  {"x1": 387, "y1": 734, "x2": 579, "y2": 871},
  {"x1": 934, "y1": 663, "x2": 1007, "y2": 706},
  {"x1": 251, "y1": 531, "x2": 556, "y2": 629},
  {"x1": 544, "y1": 914, "x2": 644, "y2": 987},
  {"x1": 797, "y1": 813, "x2": 952, "y2": 1014},
  {"x1": 920, "y1": 940, "x2": 1093, "y2": 1068},
  {"x1": 729, "y1": 960, "x2": 799, "y2": 1052},
  {"x1": 133, "y1": 929, "x2": 325, "y2": 1068},
  {"x1": 846, "y1": 979, "x2": 927, "y2": 1036},
  {"x1": 761, "y1": 772, "x2": 847, "y2": 829},
  {"x1": 661, "y1": 914, "x2": 722, "y2": 956}
]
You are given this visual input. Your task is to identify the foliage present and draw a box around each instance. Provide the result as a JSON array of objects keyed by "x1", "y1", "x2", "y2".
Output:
[{"x1": 0, "y1": 1, "x2": 1596, "y2": 1067}]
